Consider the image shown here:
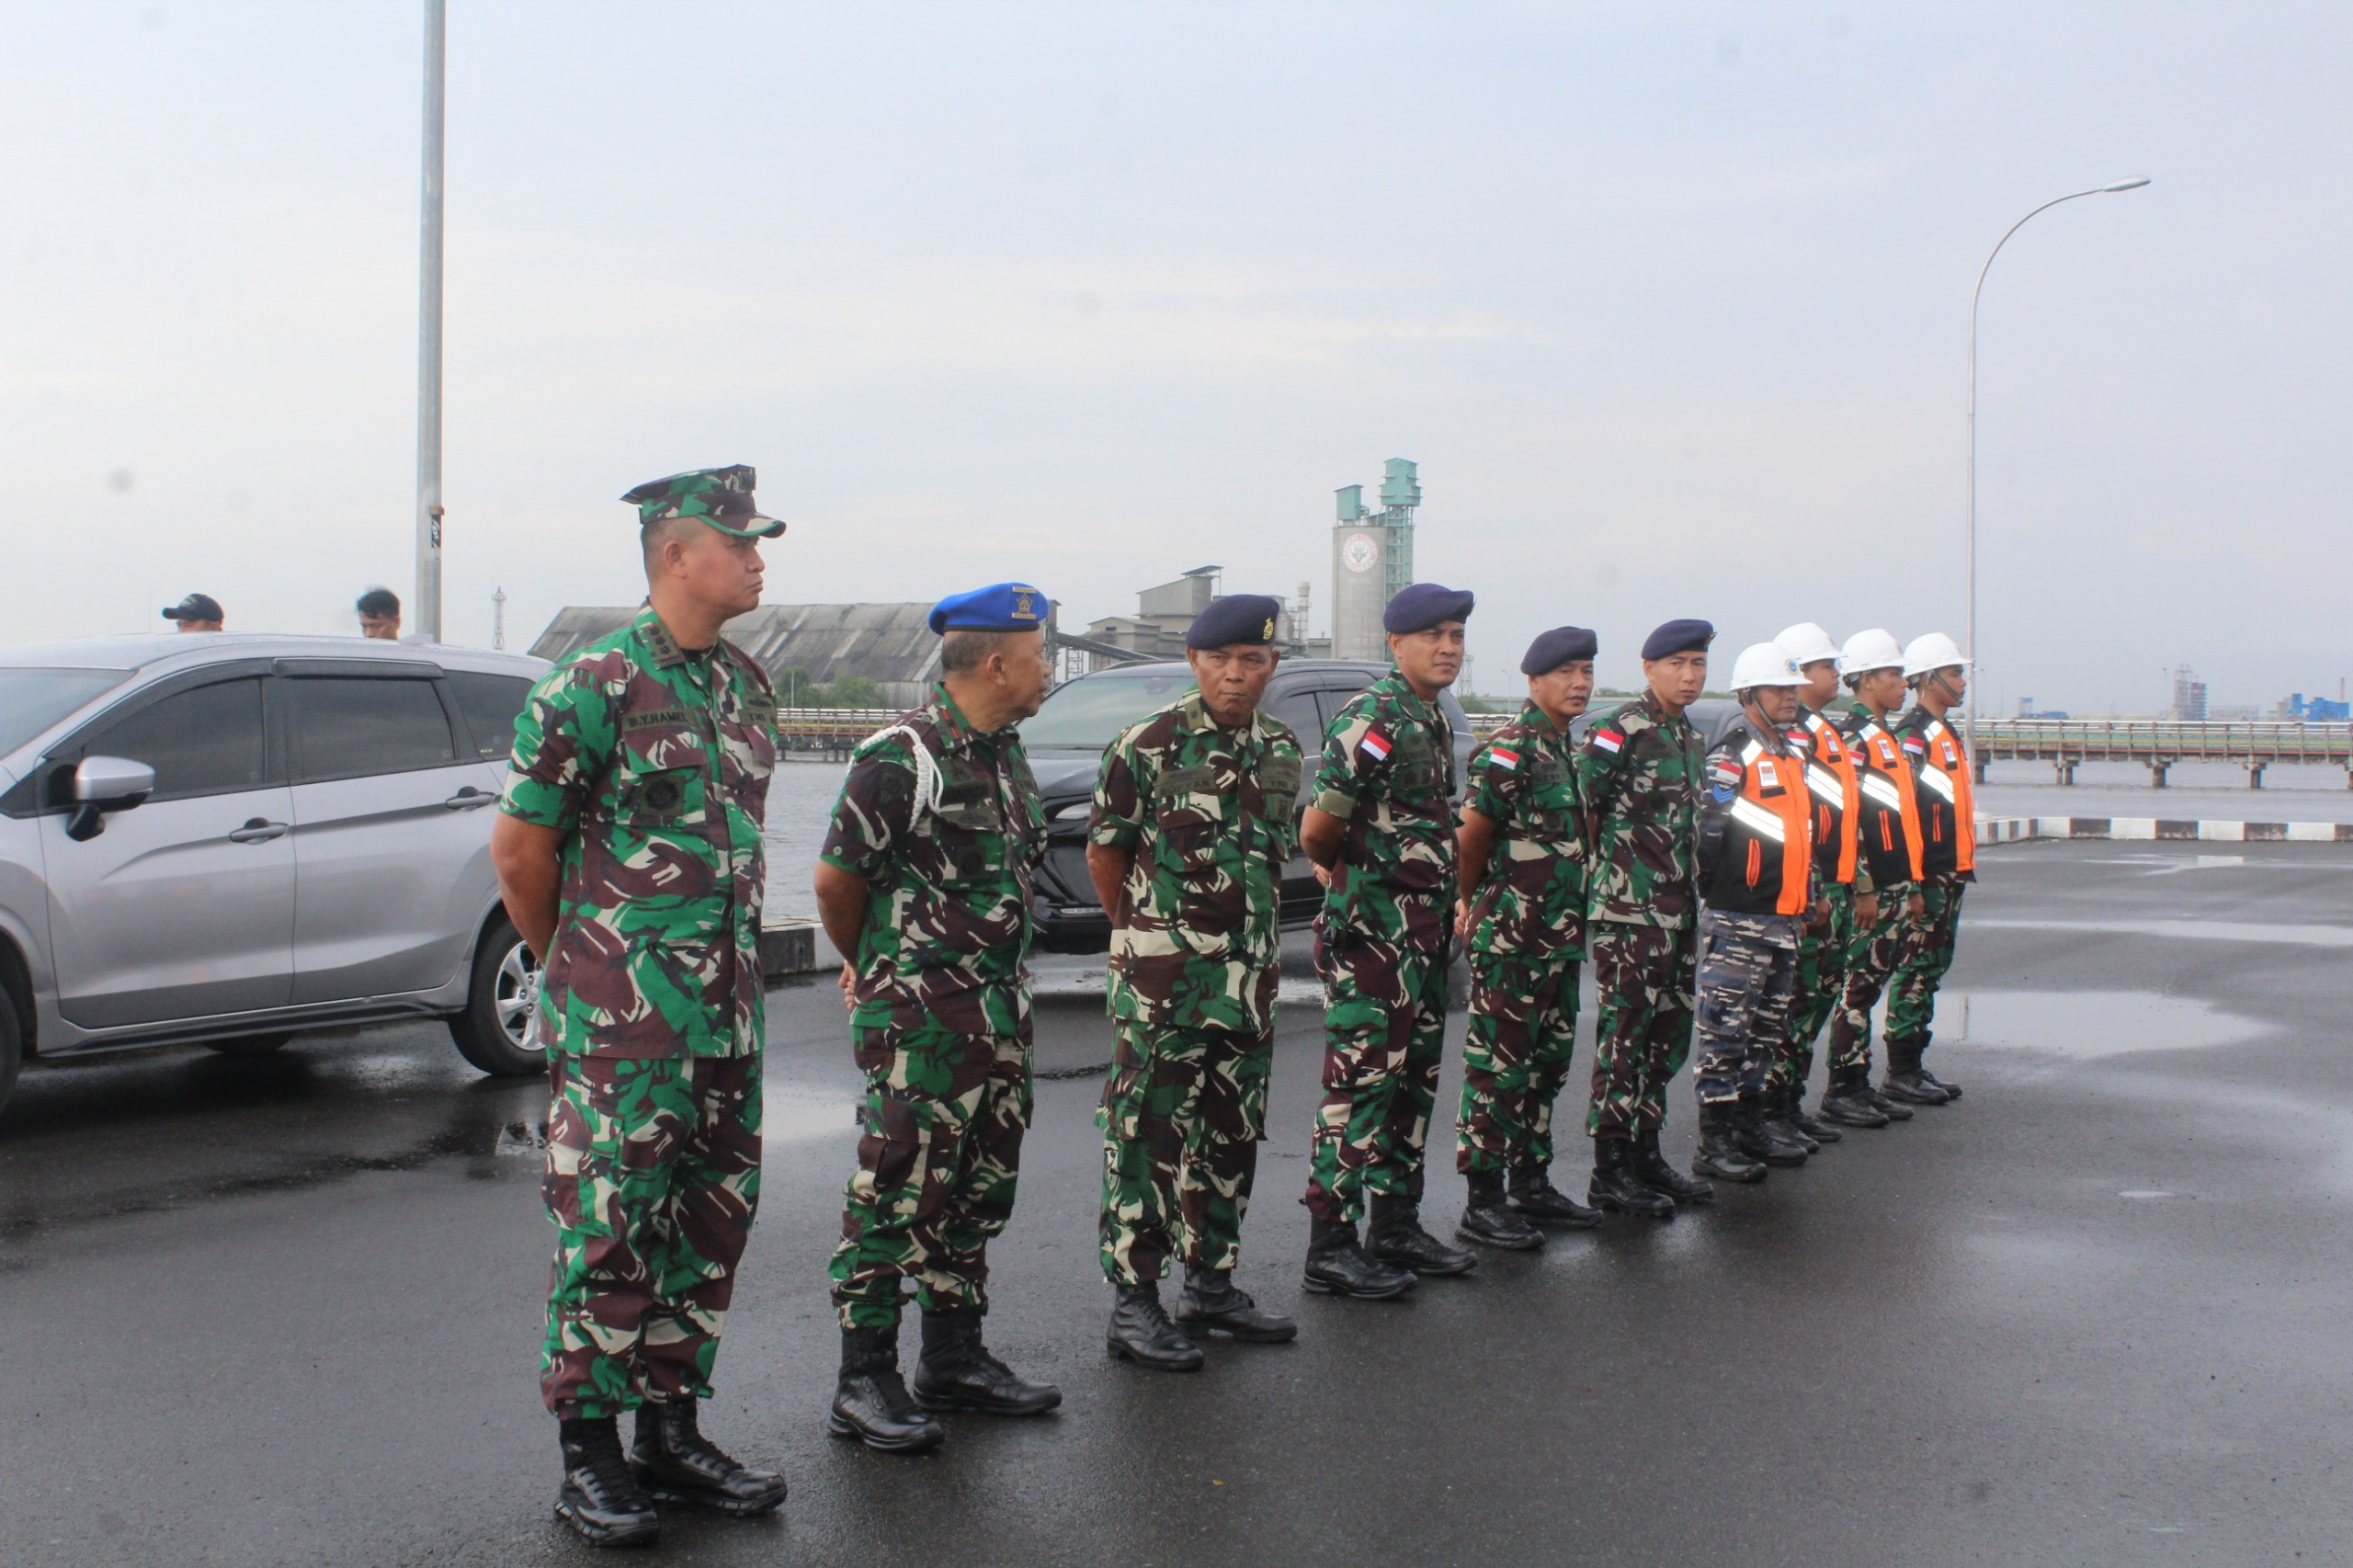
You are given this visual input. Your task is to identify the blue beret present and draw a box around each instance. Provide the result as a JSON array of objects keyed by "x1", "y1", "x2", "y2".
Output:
[
  {"x1": 1521, "y1": 625, "x2": 1597, "y2": 675},
  {"x1": 928, "y1": 582, "x2": 1049, "y2": 635},
  {"x1": 1641, "y1": 619, "x2": 1714, "y2": 660},
  {"x1": 1383, "y1": 582, "x2": 1475, "y2": 634},
  {"x1": 1187, "y1": 594, "x2": 1282, "y2": 650}
]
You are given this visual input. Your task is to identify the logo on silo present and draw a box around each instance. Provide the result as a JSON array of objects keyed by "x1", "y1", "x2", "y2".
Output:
[{"x1": 1341, "y1": 532, "x2": 1380, "y2": 574}]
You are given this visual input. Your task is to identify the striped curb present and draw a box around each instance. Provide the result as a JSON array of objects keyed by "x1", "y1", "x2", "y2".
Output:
[{"x1": 1978, "y1": 816, "x2": 2353, "y2": 844}]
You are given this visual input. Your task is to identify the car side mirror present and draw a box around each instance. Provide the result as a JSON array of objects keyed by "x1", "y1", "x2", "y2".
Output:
[{"x1": 65, "y1": 755, "x2": 156, "y2": 842}]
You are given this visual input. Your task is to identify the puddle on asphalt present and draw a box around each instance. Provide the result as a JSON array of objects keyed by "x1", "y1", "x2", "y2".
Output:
[{"x1": 1936, "y1": 991, "x2": 2268, "y2": 1059}]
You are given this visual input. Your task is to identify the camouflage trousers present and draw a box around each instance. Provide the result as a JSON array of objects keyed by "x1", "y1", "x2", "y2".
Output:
[
  {"x1": 830, "y1": 1026, "x2": 1032, "y2": 1330},
  {"x1": 1456, "y1": 949, "x2": 1580, "y2": 1175},
  {"x1": 1885, "y1": 875, "x2": 1967, "y2": 1060},
  {"x1": 1586, "y1": 920, "x2": 1698, "y2": 1140},
  {"x1": 1098, "y1": 1020, "x2": 1271, "y2": 1286},
  {"x1": 540, "y1": 1052, "x2": 762, "y2": 1419},
  {"x1": 1302, "y1": 931, "x2": 1449, "y2": 1224},
  {"x1": 1824, "y1": 885, "x2": 1915, "y2": 1079},
  {"x1": 1691, "y1": 910, "x2": 1799, "y2": 1107},
  {"x1": 1772, "y1": 881, "x2": 1855, "y2": 1096}
]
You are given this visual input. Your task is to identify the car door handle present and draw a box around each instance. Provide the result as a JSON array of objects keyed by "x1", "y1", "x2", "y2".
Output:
[
  {"x1": 228, "y1": 818, "x2": 290, "y2": 844},
  {"x1": 443, "y1": 787, "x2": 497, "y2": 812}
]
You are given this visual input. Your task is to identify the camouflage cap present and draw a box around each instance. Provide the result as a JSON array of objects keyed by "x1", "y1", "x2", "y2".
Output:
[{"x1": 620, "y1": 464, "x2": 785, "y2": 540}]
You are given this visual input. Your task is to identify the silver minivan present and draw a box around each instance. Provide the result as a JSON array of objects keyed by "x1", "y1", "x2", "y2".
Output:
[{"x1": 0, "y1": 633, "x2": 551, "y2": 1119}]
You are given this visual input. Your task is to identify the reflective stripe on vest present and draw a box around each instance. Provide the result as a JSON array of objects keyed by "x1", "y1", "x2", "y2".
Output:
[{"x1": 1857, "y1": 720, "x2": 1927, "y2": 881}]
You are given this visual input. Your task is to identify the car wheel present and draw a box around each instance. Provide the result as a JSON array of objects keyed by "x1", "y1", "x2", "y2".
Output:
[
  {"x1": 448, "y1": 914, "x2": 544, "y2": 1077},
  {"x1": 0, "y1": 1000, "x2": 20, "y2": 1121},
  {"x1": 205, "y1": 1033, "x2": 293, "y2": 1056}
]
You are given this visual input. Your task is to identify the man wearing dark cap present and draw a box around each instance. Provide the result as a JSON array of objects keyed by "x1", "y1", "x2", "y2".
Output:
[
  {"x1": 162, "y1": 593, "x2": 223, "y2": 631},
  {"x1": 1451, "y1": 626, "x2": 1604, "y2": 1250},
  {"x1": 1296, "y1": 581, "x2": 1479, "y2": 1297},
  {"x1": 491, "y1": 464, "x2": 789, "y2": 1546},
  {"x1": 1086, "y1": 593, "x2": 1304, "y2": 1371},
  {"x1": 815, "y1": 581, "x2": 1062, "y2": 1452},
  {"x1": 1576, "y1": 618, "x2": 1716, "y2": 1217}
]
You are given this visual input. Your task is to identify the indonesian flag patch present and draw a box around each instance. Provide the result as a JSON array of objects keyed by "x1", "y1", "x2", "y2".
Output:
[
  {"x1": 1592, "y1": 728, "x2": 1624, "y2": 755},
  {"x1": 1488, "y1": 746, "x2": 1521, "y2": 771},
  {"x1": 1359, "y1": 729, "x2": 1393, "y2": 763}
]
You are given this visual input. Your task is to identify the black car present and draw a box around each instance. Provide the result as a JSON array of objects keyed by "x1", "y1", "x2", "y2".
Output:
[{"x1": 1020, "y1": 660, "x2": 1477, "y2": 952}]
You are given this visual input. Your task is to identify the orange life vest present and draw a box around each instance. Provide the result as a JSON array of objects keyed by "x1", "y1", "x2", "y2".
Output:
[
  {"x1": 1910, "y1": 715, "x2": 1976, "y2": 873},
  {"x1": 1798, "y1": 711, "x2": 1859, "y2": 885},
  {"x1": 1852, "y1": 716, "x2": 1926, "y2": 883},
  {"x1": 1725, "y1": 736, "x2": 1813, "y2": 916}
]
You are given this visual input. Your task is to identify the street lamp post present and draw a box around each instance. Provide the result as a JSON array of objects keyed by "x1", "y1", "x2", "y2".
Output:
[
  {"x1": 1966, "y1": 176, "x2": 2149, "y2": 761},
  {"x1": 415, "y1": 0, "x2": 447, "y2": 642}
]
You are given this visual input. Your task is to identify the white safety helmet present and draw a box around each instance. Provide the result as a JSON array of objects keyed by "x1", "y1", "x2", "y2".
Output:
[
  {"x1": 1902, "y1": 631, "x2": 1970, "y2": 681},
  {"x1": 1775, "y1": 622, "x2": 1841, "y2": 667},
  {"x1": 1730, "y1": 641, "x2": 1805, "y2": 693},
  {"x1": 1837, "y1": 628, "x2": 1904, "y2": 678}
]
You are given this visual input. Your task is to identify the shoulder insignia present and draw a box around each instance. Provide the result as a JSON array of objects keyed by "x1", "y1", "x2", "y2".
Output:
[
  {"x1": 1591, "y1": 728, "x2": 1624, "y2": 755},
  {"x1": 1358, "y1": 727, "x2": 1393, "y2": 763},
  {"x1": 1487, "y1": 745, "x2": 1520, "y2": 772}
]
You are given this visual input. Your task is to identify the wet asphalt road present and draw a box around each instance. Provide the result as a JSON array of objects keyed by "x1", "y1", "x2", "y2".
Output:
[{"x1": 6, "y1": 842, "x2": 2352, "y2": 1566}]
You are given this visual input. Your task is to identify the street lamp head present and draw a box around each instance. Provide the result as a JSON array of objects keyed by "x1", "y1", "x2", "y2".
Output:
[{"x1": 2101, "y1": 176, "x2": 2153, "y2": 192}]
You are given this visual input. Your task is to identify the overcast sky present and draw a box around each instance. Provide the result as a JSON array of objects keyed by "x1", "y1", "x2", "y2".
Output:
[{"x1": 4, "y1": 2, "x2": 2346, "y2": 712}]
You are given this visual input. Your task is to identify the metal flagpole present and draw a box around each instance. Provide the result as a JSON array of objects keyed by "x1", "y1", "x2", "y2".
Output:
[{"x1": 415, "y1": 0, "x2": 447, "y2": 641}]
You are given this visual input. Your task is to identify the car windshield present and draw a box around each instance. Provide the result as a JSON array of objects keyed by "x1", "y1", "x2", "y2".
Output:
[
  {"x1": 1020, "y1": 672, "x2": 1199, "y2": 749},
  {"x1": 0, "y1": 666, "x2": 131, "y2": 757}
]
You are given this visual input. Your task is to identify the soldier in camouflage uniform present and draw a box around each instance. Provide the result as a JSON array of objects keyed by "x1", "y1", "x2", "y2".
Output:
[
  {"x1": 1687, "y1": 642, "x2": 1820, "y2": 1185},
  {"x1": 493, "y1": 465, "x2": 790, "y2": 1548},
  {"x1": 1452, "y1": 625, "x2": 1605, "y2": 1252},
  {"x1": 1821, "y1": 628, "x2": 1927, "y2": 1129},
  {"x1": 813, "y1": 582, "x2": 1063, "y2": 1454},
  {"x1": 1086, "y1": 595, "x2": 1302, "y2": 1371},
  {"x1": 1768, "y1": 621, "x2": 1860, "y2": 1152},
  {"x1": 1297, "y1": 583, "x2": 1480, "y2": 1297},
  {"x1": 1883, "y1": 632, "x2": 1975, "y2": 1107},
  {"x1": 1577, "y1": 619, "x2": 1714, "y2": 1217}
]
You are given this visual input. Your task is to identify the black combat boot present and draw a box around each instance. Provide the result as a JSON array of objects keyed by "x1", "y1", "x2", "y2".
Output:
[
  {"x1": 1105, "y1": 1281, "x2": 1205, "y2": 1371},
  {"x1": 1631, "y1": 1126, "x2": 1718, "y2": 1205},
  {"x1": 1733, "y1": 1099, "x2": 1809, "y2": 1166},
  {"x1": 1784, "y1": 1085, "x2": 1843, "y2": 1143},
  {"x1": 1175, "y1": 1265, "x2": 1298, "y2": 1343},
  {"x1": 1859, "y1": 1080, "x2": 1914, "y2": 1120},
  {"x1": 829, "y1": 1324, "x2": 946, "y2": 1453},
  {"x1": 912, "y1": 1304, "x2": 1062, "y2": 1415},
  {"x1": 1457, "y1": 1169, "x2": 1544, "y2": 1251},
  {"x1": 1302, "y1": 1218, "x2": 1418, "y2": 1299},
  {"x1": 1818, "y1": 1071, "x2": 1892, "y2": 1129},
  {"x1": 1368, "y1": 1192, "x2": 1479, "y2": 1275},
  {"x1": 1915, "y1": 1055, "x2": 1963, "y2": 1101},
  {"x1": 1881, "y1": 1039, "x2": 1955, "y2": 1106},
  {"x1": 1691, "y1": 1104, "x2": 1767, "y2": 1184},
  {"x1": 1762, "y1": 1085, "x2": 1820, "y2": 1154},
  {"x1": 631, "y1": 1400, "x2": 788, "y2": 1517},
  {"x1": 1588, "y1": 1136, "x2": 1675, "y2": 1217},
  {"x1": 1507, "y1": 1165, "x2": 1603, "y2": 1228},
  {"x1": 556, "y1": 1415, "x2": 662, "y2": 1548}
]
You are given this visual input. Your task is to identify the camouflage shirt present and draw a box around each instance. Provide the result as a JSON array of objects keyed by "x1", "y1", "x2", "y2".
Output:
[
  {"x1": 1311, "y1": 671, "x2": 1458, "y2": 954},
  {"x1": 501, "y1": 608, "x2": 778, "y2": 1059},
  {"x1": 1578, "y1": 689, "x2": 1703, "y2": 928},
  {"x1": 1089, "y1": 689, "x2": 1303, "y2": 1034},
  {"x1": 1461, "y1": 700, "x2": 1589, "y2": 960},
  {"x1": 819, "y1": 685, "x2": 1047, "y2": 1040}
]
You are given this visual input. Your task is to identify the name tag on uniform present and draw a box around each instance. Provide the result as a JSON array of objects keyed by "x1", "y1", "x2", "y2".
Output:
[
  {"x1": 1261, "y1": 756, "x2": 1302, "y2": 795},
  {"x1": 1155, "y1": 767, "x2": 1216, "y2": 799},
  {"x1": 625, "y1": 708, "x2": 690, "y2": 731}
]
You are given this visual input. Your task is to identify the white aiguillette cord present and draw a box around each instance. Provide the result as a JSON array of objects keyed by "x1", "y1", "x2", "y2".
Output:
[{"x1": 860, "y1": 724, "x2": 944, "y2": 822}]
